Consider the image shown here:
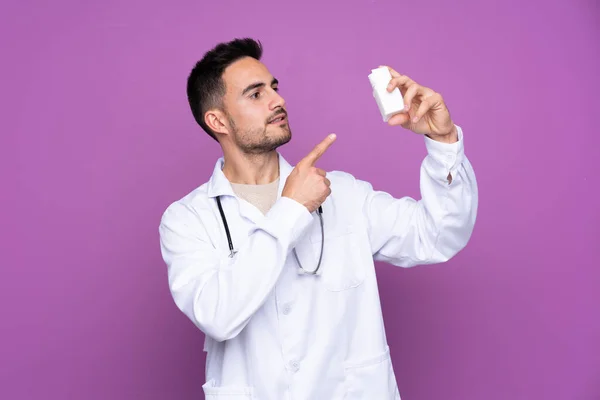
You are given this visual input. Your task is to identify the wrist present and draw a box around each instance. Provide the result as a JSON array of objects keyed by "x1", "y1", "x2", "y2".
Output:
[{"x1": 426, "y1": 125, "x2": 458, "y2": 144}]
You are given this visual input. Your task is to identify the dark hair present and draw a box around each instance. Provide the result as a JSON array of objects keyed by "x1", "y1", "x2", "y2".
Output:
[{"x1": 186, "y1": 38, "x2": 263, "y2": 141}]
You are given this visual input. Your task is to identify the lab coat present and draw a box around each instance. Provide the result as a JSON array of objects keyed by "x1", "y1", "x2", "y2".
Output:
[{"x1": 159, "y1": 126, "x2": 478, "y2": 400}]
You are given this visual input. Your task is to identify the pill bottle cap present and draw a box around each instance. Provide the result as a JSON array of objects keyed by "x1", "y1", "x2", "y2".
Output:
[{"x1": 368, "y1": 67, "x2": 392, "y2": 89}]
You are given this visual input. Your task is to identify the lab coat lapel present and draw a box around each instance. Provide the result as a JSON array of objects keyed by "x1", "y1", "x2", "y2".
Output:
[
  {"x1": 206, "y1": 156, "x2": 258, "y2": 224},
  {"x1": 277, "y1": 154, "x2": 321, "y2": 273},
  {"x1": 275, "y1": 154, "x2": 319, "y2": 272},
  {"x1": 278, "y1": 155, "x2": 320, "y2": 273},
  {"x1": 207, "y1": 152, "x2": 297, "y2": 226}
]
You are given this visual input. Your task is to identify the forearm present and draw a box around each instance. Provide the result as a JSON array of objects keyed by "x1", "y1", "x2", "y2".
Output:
[
  {"x1": 161, "y1": 197, "x2": 313, "y2": 341},
  {"x1": 416, "y1": 142, "x2": 478, "y2": 261},
  {"x1": 366, "y1": 125, "x2": 478, "y2": 266}
]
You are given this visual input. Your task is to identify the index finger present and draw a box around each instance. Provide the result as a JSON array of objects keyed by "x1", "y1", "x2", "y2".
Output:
[
  {"x1": 300, "y1": 134, "x2": 337, "y2": 167},
  {"x1": 379, "y1": 65, "x2": 401, "y2": 78},
  {"x1": 379, "y1": 65, "x2": 414, "y2": 87}
]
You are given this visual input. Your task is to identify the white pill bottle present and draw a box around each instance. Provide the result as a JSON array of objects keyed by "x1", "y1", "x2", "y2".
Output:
[{"x1": 368, "y1": 66, "x2": 405, "y2": 122}]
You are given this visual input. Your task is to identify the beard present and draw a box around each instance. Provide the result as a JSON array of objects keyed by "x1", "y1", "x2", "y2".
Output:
[{"x1": 229, "y1": 114, "x2": 292, "y2": 155}]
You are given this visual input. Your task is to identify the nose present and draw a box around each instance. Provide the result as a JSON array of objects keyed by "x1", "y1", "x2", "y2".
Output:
[{"x1": 269, "y1": 89, "x2": 286, "y2": 110}]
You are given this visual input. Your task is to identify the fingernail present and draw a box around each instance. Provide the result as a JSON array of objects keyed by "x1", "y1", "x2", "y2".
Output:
[
  {"x1": 412, "y1": 117, "x2": 419, "y2": 123},
  {"x1": 329, "y1": 133, "x2": 336, "y2": 139},
  {"x1": 405, "y1": 103, "x2": 410, "y2": 111}
]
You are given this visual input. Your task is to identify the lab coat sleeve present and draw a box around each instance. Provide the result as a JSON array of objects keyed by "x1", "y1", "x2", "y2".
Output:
[
  {"x1": 358, "y1": 125, "x2": 478, "y2": 267},
  {"x1": 159, "y1": 196, "x2": 314, "y2": 342}
]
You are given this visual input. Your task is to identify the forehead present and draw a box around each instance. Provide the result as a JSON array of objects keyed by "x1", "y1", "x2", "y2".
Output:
[{"x1": 222, "y1": 57, "x2": 274, "y2": 93}]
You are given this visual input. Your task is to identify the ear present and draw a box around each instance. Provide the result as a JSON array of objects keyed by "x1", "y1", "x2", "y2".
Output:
[{"x1": 205, "y1": 109, "x2": 230, "y2": 135}]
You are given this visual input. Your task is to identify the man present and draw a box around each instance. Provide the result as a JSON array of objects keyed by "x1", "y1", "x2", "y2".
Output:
[{"x1": 159, "y1": 38, "x2": 478, "y2": 400}]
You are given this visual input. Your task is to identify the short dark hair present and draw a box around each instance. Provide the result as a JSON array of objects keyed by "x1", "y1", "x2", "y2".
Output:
[{"x1": 186, "y1": 38, "x2": 263, "y2": 141}]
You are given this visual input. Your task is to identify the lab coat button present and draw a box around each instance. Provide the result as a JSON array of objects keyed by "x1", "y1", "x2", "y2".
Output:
[
  {"x1": 289, "y1": 360, "x2": 300, "y2": 371},
  {"x1": 282, "y1": 304, "x2": 292, "y2": 315}
]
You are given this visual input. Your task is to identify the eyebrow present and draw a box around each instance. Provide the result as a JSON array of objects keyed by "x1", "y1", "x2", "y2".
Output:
[{"x1": 241, "y1": 78, "x2": 279, "y2": 96}]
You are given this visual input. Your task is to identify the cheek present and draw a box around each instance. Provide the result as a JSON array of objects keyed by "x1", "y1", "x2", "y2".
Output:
[{"x1": 236, "y1": 101, "x2": 266, "y2": 123}]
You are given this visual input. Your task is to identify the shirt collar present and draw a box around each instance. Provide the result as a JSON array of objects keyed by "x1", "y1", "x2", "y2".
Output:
[{"x1": 207, "y1": 152, "x2": 294, "y2": 199}]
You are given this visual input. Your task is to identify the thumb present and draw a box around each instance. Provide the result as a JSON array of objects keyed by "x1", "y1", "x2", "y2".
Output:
[{"x1": 387, "y1": 113, "x2": 411, "y2": 127}]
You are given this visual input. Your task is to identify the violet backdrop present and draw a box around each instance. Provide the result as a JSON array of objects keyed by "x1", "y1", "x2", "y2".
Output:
[{"x1": 1, "y1": 0, "x2": 598, "y2": 399}]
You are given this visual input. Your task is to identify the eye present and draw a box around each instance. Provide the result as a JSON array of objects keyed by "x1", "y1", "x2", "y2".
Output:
[
  {"x1": 250, "y1": 91, "x2": 261, "y2": 99},
  {"x1": 273, "y1": 86, "x2": 279, "y2": 92}
]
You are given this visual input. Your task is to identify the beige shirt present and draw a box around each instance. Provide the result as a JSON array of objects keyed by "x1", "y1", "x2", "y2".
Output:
[{"x1": 230, "y1": 177, "x2": 280, "y2": 215}]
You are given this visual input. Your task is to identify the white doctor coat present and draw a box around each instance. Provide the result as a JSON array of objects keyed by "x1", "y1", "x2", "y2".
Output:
[{"x1": 159, "y1": 126, "x2": 478, "y2": 400}]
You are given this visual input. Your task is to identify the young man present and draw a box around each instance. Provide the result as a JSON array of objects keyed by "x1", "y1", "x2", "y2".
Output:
[{"x1": 159, "y1": 38, "x2": 478, "y2": 400}]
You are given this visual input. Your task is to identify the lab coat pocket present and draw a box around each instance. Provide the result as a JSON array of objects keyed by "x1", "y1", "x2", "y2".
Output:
[
  {"x1": 343, "y1": 346, "x2": 400, "y2": 400},
  {"x1": 310, "y1": 224, "x2": 366, "y2": 292},
  {"x1": 202, "y1": 379, "x2": 255, "y2": 399}
]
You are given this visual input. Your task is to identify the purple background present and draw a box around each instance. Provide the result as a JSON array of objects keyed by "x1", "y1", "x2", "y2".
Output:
[{"x1": 1, "y1": 0, "x2": 598, "y2": 399}]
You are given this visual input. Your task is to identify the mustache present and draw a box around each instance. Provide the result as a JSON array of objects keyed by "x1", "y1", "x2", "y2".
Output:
[{"x1": 267, "y1": 109, "x2": 287, "y2": 123}]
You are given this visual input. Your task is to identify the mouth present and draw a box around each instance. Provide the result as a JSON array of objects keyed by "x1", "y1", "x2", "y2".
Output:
[{"x1": 268, "y1": 113, "x2": 287, "y2": 124}]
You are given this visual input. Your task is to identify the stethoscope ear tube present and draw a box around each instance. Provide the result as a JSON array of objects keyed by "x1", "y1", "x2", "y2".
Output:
[{"x1": 216, "y1": 196, "x2": 236, "y2": 258}]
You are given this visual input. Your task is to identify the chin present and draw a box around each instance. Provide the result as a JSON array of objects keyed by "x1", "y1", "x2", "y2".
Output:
[
  {"x1": 268, "y1": 124, "x2": 291, "y2": 143},
  {"x1": 278, "y1": 129, "x2": 292, "y2": 146}
]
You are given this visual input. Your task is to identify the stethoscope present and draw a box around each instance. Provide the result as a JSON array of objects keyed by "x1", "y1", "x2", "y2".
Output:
[{"x1": 216, "y1": 196, "x2": 325, "y2": 275}]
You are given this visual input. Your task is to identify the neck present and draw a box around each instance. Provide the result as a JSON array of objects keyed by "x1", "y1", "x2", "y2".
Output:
[{"x1": 222, "y1": 150, "x2": 280, "y2": 185}]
